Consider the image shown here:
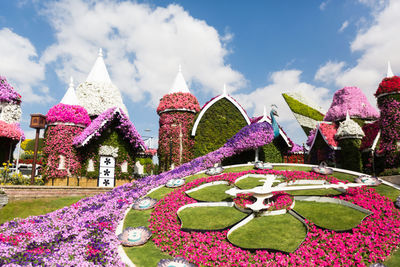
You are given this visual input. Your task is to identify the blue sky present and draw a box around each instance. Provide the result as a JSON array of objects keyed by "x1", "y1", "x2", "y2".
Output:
[{"x1": 0, "y1": 0, "x2": 396, "y2": 147}]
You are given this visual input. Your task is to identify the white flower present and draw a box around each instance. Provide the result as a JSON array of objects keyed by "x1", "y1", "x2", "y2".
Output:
[
  {"x1": 99, "y1": 145, "x2": 119, "y2": 157},
  {"x1": 0, "y1": 103, "x2": 22, "y2": 124},
  {"x1": 76, "y1": 81, "x2": 128, "y2": 117}
]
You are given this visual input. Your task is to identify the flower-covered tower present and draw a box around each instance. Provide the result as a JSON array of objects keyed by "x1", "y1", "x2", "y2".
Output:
[
  {"x1": 43, "y1": 78, "x2": 91, "y2": 179},
  {"x1": 0, "y1": 76, "x2": 24, "y2": 164},
  {"x1": 75, "y1": 49, "x2": 128, "y2": 119},
  {"x1": 157, "y1": 67, "x2": 200, "y2": 171},
  {"x1": 334, "y1": 112, "x2": 365, "y2": 172},
  {"x1": 374, "y1": 63, "x2": 400, "y2": 168}
]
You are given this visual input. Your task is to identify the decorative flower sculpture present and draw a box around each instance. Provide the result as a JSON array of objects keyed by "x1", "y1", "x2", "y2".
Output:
[
  {"x1": 312, "y1": 162, "x2": 333, "y2": 175},
  {"x1": 355, "y1": 175, "x2": 381, "y2": 186},
  {"x1": 166, "y1": 178, "x2": 185, "y2": 188},
  {"x1": 118, "y1": 226, "x2": 152, "y2": 247},
  {"x1": 157, "y1": 257, "x2": 197, "y2": 267},
  {"x1": 254, "y1": 161, "x2": 273, "y2": 170},
  {"x1": 205, "y1": 166, "x2": 224, "y2": 175},
  {"x1": 132, "y1": 197, "x2": 157, "y2": 210}
]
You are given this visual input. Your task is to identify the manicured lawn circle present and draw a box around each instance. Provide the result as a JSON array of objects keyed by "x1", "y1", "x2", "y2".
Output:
[
  {"x1": 227, "y1": 214, "x2": 307, "y2": 253},
  {"x1": 186, "y1": 184, "x2": 233, "y2": 202},
  {"x1": 293, "y1": 200, "x2": 369, "y2": 231},
  {"x1": 148, "y1": 169, "x2": 400, "y2": 266},
  {"x1": 178, "y1": 206, "x2": 248, "y2": 230}
]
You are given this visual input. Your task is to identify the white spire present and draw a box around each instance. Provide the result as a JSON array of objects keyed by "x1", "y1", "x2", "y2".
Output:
[
  {"x1": 86, "y1": 48, "x2": 112, "y2": 83},
  {"x1": 263, "y1": 106, "x2": 267, "y2": 119},
  {"x1": 60, "y1": 77, "x2": 78, "y2": 105},
  {"x1": 387, "y1": 61, "x2": 394, "y2": 77},
  {"x1": 346, "y1": 110, "x2": 350, "y2": 121},
  {"x1": 169, "y1": 65, "x2": 190, "y2": 93},
  {"x1": 223, "y1": 84, "x2": 227, "y2": 95}
]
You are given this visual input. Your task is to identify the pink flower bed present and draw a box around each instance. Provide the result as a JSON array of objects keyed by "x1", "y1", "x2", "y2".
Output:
[
  {"x1": 157, "y1": 92, "x2": 200, "y2": 114},
  {"x1": 324, "y1": 86, "x2": 379, "y2": 122},
  {"x1": 46, "y1": 103, "x2": 91, "y2": 126},
  {"x1": 150, "y1": 169, "x2": 400, "y2": 266},
  {"x1": 318, "y1": 123, "x2": 338, "y2": 148},
  {"x1": 0, "y1": 121, "x2": 24, "y2": 141}
]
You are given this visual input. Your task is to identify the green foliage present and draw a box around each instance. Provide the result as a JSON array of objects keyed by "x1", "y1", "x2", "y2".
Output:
[
  {"x1": 338, "y1": 139, "x2": 362, "y2": 172},
  {"x1": 259, "y1": 138, "x2": 285, "y2": 163},
  {"x1": 80, "y1": 120, "x2": 136, "y2": 180},
  {"x1": 23, "y1": 138, "x2": 45, "y2": 152},
  {"x1": 282, "y1": 93, "x2": 324, "y2": 121},
  {"x1": 193, "y1": 98, "x2": 248, "y2": 157},
  {"x1": 379, "y1": 167, "x2": 400, "y2": 176}
]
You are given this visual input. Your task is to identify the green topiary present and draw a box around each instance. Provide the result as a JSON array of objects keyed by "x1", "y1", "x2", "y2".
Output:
[
  {"x1": 193, "y1": 98, "x2": 248, "y2": 158},
  {"x1": 338, "y1": 139, "x2": 362, "y2": 172},
  {"x1": 259, "y1": 138, "x2": 285, "y2": 163}
]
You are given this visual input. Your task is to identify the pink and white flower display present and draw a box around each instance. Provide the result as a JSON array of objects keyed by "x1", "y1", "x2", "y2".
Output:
[
  {"x1": 324, "y1": 87, "x2": 379, "y2": 122},
  {"x1": 46, "y1": 103, "x2": 91, "y2": 127},
  {"x1": 0, "y1": 121, "x2": 24, "y2": 141},
  {"x1": 0, "y1": 76, "x2": 21, "y2": 104}
]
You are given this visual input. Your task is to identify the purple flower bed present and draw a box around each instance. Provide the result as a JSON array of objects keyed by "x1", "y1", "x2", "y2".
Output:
[
  {"x1": 46, "y1": 104, "x2": 91, "y2": 126},
  {"x1": 0, "y1": 76, "x2": 21, "y2": 104},
  {"x1": 73, "y1": 107, "x2": 146, "y2": 150},
  {"x1": 0, "y1": 120, "x2": 277, "y2": 265}
]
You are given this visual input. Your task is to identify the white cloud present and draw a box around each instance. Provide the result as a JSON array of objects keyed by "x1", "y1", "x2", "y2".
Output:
[
  {"x1": 315, "y1": 0, "x2": 400, "y2": 107},
  {"x1": 338, "y1": 20, "x2": 349, "y2": 32},
  {"x1": 0, "y1": 28, "x2": 52, "y2": 103},
  {"x1": 233, "y1": 70, "x2": 331, "y2": 143},
  {"x1": 320, "y1": 1, "x2": 330, "y2": 10},
  {"x1": 40, "y1": 0, "x2": 245, "y2": 107},
  {"x1": 315, "y1": 61, "x2": 346, "y2": 84}
]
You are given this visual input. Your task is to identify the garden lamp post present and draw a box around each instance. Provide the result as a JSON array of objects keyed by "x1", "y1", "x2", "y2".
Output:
[{"x1": 29, "y1": 114, "x2": 46, "y2": 185}]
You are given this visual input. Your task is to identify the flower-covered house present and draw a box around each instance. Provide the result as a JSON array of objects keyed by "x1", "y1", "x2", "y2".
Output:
[
  {"x1": 0, "y1": 76, "x2": 24, "y2": 164},
  {"x1": 42, "y1": 50, "x2": 146, "y2": 186}
]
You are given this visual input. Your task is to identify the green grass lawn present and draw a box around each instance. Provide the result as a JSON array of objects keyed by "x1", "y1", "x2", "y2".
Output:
[
  {"x1": 285, "y1": 185, "x2": 342, "y2": 196},
  {"x1": 235, "y1": 177, "x2": 265, "y2": 189},
  {"x1": 293, "y1": 201, "x2": 368, "y2": 231},
  {"x1": 373, "y1": 184, "x2": 400, "y2": 201},
  {"x1": 228, "y1": 214, "x2": 306, "y2": 253},
  {"x1": 186, "y1": 184, "x2": 233, "y2": 202},
  {"x1": 384, "y1": 248, "x2": 400, "y2": 266},
  {"x1": 178, "y1": 206, "x2": 248, "y2": 230},
  {"x1": 123, "y1": 208, "x2": 173, "y2": 267},
  {"x1": 0, "y1": 196, "x2": 85, "y2": 225}
]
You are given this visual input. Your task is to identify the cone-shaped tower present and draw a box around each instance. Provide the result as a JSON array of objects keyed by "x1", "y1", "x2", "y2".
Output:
[
  {"x1": 76, "y1": 48, "x2": 128, "y2": 118},
  {"x1": 157, "y1": 66, "x2": 200, "y2": 171}
]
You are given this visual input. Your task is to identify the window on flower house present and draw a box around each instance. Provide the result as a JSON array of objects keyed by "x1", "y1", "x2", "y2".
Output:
[
  {"x1": 58, "y1": 155, "x2": 66, "y2": 170},
  {"x1": 121, "y1": 160, "x2": 128, "y2": 173},
  {"x1": 87, "y1": 159, "x2": 95, "y2": 172}
]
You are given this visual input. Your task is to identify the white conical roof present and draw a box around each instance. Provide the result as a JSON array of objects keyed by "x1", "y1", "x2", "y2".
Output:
[
  {"x1": 169, "y1": 65, "x2": 190, "y2": 93},
  {"x1": 387, "y1": 61, "x2": 394, "y2": 77},
  {"x1": 86, "y1": 48, "x2": 112, "y2": 83},
  {"x1": 76, "y1": 48, "x2": 128, "y2": 117},
  {"x1": 60, "y1": 77, "x2": 79, "y2": 105},
  {"x1": 335, "y1": 112, "x2": 365, "y2": 140}
]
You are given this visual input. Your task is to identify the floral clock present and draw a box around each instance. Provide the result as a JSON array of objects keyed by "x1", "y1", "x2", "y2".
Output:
[
  {"x1": 149, "y1": 169, "x2": 400, "y2": 266},
  {"x1": 118, "y1": 226, "x2": 152, "y2": 247}
]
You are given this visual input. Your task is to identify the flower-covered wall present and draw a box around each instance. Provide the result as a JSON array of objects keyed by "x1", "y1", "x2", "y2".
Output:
[
  {"x1": 42, "y1": 103, "x2": 91, "y2": 179},
  {"x1": 157, "y1": 92, "x2": 200, "y2": 171},
  {"x1": 193, "y1": 98, "x2": 248, "y2": 159},
  {"x1": 375, "y1": 77, "x2": 400, "y2": 169}
]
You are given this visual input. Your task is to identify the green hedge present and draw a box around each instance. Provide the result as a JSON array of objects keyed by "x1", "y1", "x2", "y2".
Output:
[
  {"x1": 79, "y1": 120, "x2": 136, "y2": 180},
  {"x1": 193, "y1": 98, "x2": 248, "y2": 158},
  {"x1": 282, "y1": 93, "x2": 324, "y2": 121},
  {"x1": 259, "y1": 138, "x2": 285, "y2": 163},
  {"x1": 338, "y1": 139, "x2": 362, "y2": 172},
  {"x1": 23, "y1": 138, "x2": 45, "y2": 152}
]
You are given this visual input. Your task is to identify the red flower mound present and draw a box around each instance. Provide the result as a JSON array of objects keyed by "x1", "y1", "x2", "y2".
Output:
[
  {"x1": 157, "y1": 92, "x2": 200, "y2": 114},
  {"x1": 319, "y1": 123, "x2": 338, "y2": 148},
  {"x1": 375, "y1": 76, "x2": 400, "y2": 97}
]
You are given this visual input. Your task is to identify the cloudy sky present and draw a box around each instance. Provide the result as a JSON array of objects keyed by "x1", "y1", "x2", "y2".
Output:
[{"x1": 0, "y1": 0, "x2": 396, "y2": 146}]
